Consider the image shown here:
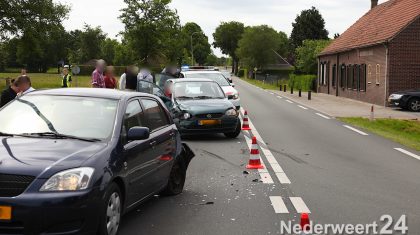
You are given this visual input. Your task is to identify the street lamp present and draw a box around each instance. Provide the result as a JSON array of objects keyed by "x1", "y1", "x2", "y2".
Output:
[{"x1": 190, "y1": 31, "x2": 200, "y2": 65}]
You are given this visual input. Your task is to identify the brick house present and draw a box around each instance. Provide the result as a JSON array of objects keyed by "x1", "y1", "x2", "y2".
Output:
[{"x1": 318, "y1": 0, "x2": 420, "y2": 106}]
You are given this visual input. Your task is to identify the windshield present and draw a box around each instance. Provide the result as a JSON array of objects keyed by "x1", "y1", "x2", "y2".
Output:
[
  {"x1": 173, "y1": 81, "x2": 225, "y2": 100},
  {"x1": 0, "y1": 95, "x2": 118, "y2": 140},
  {"x1": 185, "y1": 73, "x2": 231, "y2": 86}
]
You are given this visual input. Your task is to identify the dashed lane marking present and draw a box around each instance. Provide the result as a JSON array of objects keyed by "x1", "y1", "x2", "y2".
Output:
[
  {"x1": 394, "y1": 148, "x2": 420, "y2": 161},
  {"x1": 244, "y1": 135, "x2": 274, "y2": 184},
  {"x1": 298, "y1": 105, "x2": 308, "y2": 110},
  {"x1": 276, "y1": 96, "x2": 282, "y2": 99},
  {"x1": 270, "y1": 196, "x2": 289, "y2": 214},
  {"x1": 343, "y1": 125, "x2": 369, "y2": 136},
  {"x1": 240, "y1": 108, "x2": 291, "y2": 184},
  {"x1": 276, "y1": 173, "x2": 291, "y2": 184},
  {"x1": 290, "y1": 197, "x2": 311, "y2": 213},
  {"x1": 286, "y1": 100, "x2": 294, "y2": 104},
  {"x1": 315, "y1": 113, "x2": 331, "y2": 119}
]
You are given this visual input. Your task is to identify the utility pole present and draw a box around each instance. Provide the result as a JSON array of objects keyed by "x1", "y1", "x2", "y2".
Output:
[{"x1": 190, "y1": 32, "x2": 200, "y2": 66}]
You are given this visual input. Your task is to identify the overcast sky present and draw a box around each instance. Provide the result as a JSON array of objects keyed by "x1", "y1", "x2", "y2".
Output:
[{"x1": 61, "y1": 0, "x2": 387, "y2": 56}]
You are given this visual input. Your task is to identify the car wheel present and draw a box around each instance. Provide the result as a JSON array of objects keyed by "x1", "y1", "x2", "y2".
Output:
[
  {"x1": 408, "y1": 98, "x2": 420, "y2": 112},
  {"x1": 98, "y1": 183, "x2": 122, "y2": 235},
  {"x1": 161, "y1": 160, "x2": 186, "y2": 196},
  {"x1": 224, "y1": 119, "x2": 241, "y2": 138}
]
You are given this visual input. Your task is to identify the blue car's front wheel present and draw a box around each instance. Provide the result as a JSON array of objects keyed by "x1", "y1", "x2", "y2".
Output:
[{"x1": 224, "y1": 119, "x2": 241, "y2": 138}]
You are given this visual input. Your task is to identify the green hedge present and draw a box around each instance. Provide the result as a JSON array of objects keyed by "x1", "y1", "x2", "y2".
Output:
[{"x1": 288, "y1": 74, "x2": 317, "y2": 92}]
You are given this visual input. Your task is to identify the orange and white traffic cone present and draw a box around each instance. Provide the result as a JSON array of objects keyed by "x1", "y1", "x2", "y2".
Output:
[
  {"x1": 300, "y1": 213, "x2": 311, "y2": 234},
  {"x1": 242, "y1": 110, "x2": 251, "y2": 131},
  {"x1": 247, "y1": 136, "x2": 264, "y2": 169}
]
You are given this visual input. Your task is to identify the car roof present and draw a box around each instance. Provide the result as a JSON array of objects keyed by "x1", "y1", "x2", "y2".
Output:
[
  {"x1": 169, "y1": 78, "x2": 215, "y2": 83},
  {"x1": 182, "y1": 70, "x2": 221, "y2": 74},
  {"x1": 25, "y1": 88, "x2": 156, "y2": 100}
]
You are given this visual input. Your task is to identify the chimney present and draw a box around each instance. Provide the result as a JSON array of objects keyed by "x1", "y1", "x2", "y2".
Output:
[{"x1": 371, "y1": 0, "x2": 378, "y2": 9}]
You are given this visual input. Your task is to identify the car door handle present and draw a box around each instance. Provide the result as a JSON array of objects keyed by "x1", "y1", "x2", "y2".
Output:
[{"x1": 149, "y1": 140, "x2": 157, "y2": 146}]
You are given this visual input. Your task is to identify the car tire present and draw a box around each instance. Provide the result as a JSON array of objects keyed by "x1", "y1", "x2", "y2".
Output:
[
  {"x1": 408, "y1": 98, "x2": 420, "y2": 112},
  {"x1": 161, "y1": 159, "x2": 186, "y2": 196},
  {"x1": 98, "y1": 183, "x2": 122, "y2": 235},
  {"x1": 224, "y1": 119, "x2": 241, "y2": 138}
]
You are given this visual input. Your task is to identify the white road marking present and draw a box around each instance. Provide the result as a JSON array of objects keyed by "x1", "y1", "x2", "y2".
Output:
[
  {"x1": 276, "y1": 96, "x2": 283, "y2": 99},
  {"x1": 290, "y1": 197, "x2": 311, "y2": 213},
  {"x1": 270, "y1": 196, "x2": 289, "y2": 213},
  {"x1": 260, "y1": 172, "x2": 275, "y2": 184},
  {"x1": 286, "y1": 100, "x2": 294, "y2": 104},
  {"x1": 269, "y1": 163, "x2": 284, "y2": 173},
  {"x1": 270, "y1": 93, "x2": 275, "y2": 95},
  {"x1": 343, "y1": 125, "x2": 369, "y2": 136},
  {"x1": 243, "y1": 135, "x2": 274, "y2": 184},
  {"x1": 276, "y1": 173, "x2": 291, "y2": 184},
  {"x1": 240, "y1": 108, "x2": 291, "y2": 185},
  {"x1": 316, "y1": 113, "x2": 331, "y2": 119},
  {"x1": 394, "y1": 148, "x2": 420, "y2": 161},
  {"x1": 298, "y1": 105, "x2": 308, "y2": 110}
]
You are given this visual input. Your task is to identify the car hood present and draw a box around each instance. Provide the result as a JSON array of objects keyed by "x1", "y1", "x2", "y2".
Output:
[
  {"x1": 0, "y1": 137, "x2": 107, "y2": 177},
  {"x1": 393, "y1": 90, "x2": 420, "y2": 95},
  {"x1": 176, "y1": 99, "x2": 234, "y2": 115},
  {"x1": 221, "y1": 86, "x2": 238, "y2": 95}
]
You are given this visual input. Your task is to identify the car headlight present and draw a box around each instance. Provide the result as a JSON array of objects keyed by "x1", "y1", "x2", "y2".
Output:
[
  {"x1": 225, "y1": 109, "x2": 238, "y2": 116},
  {"x1": 233, "y1": 93, "x2": 239, "y2": 100},
  {"x1": 389, "y1": 94, "x2": 403, "y2": 100},
  {"x1": 181, "y1": 112, "x2": 191, "y2": 120},
  {"x1": 40, "y1": 167, "x2": 95, "y2": 191}
]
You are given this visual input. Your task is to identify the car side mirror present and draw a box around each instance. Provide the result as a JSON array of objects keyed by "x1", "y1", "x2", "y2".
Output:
[
  {"x1": 127, "y1": 127, "x2": 150, "y2": 141},
  {"x1": 230, "y1": 83, "x2": 235, "y2": 87}
]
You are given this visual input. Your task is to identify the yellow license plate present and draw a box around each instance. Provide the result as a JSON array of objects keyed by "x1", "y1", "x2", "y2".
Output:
[
  {"x1": 0, "y1": 206, "x2": 12, "y2": 220},
  {"x1": 199, "y1": 120, "x2": 221, "y2": 125}
]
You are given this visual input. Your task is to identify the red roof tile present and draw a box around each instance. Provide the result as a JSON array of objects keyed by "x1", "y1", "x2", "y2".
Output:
[{"x1": 320, "y1": 0, "x2": 420, "y2": 55}]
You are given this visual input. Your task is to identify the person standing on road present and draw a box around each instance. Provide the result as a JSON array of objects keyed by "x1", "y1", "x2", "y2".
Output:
[
  {"x1": 61, "y1": 66, "x2": 72, "y2": 88},
  {"x1": 138, "y1": 68, "x2": 153, "y2": 83},
  {"x1": 0, "y1": 79, "x2": 20, "y2": 107},
  {"x1": 124, "y1": 66, "x2": 139, "y2": 91},
  {"x1": 104, "y1": 66, "x2": 117, "y2": 89},
  {"x1": 91, "y1": 59, "x2": 106, "y2": 88},
  {"x1": 15, "y1": 76, "x2": 35, "y2": 96},
  {"x1": 119, "y1": 65, "x2": 138, "y2": 90}
]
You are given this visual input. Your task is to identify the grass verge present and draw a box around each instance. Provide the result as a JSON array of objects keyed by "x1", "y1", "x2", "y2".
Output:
[
  {"x1": 0, "y1": 73, "x2": 92, "y2": 91},
  {"x1": 239, "y1": 77, "x2": 279, "y2": 90},
  {"x1": 338, "y1": 117, "x2": 420, "y2": 151}
]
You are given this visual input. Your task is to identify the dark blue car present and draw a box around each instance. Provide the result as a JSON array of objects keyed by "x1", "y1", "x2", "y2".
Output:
[{"x1": 0, "y1": 88, "x2": 194, "y2": 235}]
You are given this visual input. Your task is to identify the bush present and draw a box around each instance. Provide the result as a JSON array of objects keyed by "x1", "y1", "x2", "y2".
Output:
[
  {"x1": 288, "y1": 74, "x2": 317, "y2": 91},
  {"x1": 237, "y1": 69, "x2": 245, "y2": 77}
]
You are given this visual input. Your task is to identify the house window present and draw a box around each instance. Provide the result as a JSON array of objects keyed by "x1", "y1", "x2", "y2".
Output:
[
  {"x1": 324, "y1": 62, "x2": 329, "y2": 86},
  {"x1": 332, "y1": 64, "x2": 336, "y2": 87},
  {"x1": 367, "y1": 64, "x2": 372, "y2": 84},
  {"x1": 347, "y1": 65, "x2": 353, "y2": 89},
  {"x1": 320, "y1": 62, "x2": 324, "y2": 85},
  {"x1": 375, "y1": 64, "x2": 381, "y2": 85},
  {"x1": 353, "y1": 65, "x2": 359, "y2": 90},
  {"x1": 359, "y1": 64, "x2": 366, "y2": 92},
  {"x1": 340, "y1": 64, "x2": 346, "y2": 89}
]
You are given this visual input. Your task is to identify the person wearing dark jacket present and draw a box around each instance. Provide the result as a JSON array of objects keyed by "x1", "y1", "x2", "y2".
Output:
[{"x1": 0, "y1": 79, "x2": 20, "y2": 108}]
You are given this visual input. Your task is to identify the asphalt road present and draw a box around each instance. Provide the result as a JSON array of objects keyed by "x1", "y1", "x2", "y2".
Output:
[{"x1": 119, "y1": 76, "x2": 420, "y2": 234}]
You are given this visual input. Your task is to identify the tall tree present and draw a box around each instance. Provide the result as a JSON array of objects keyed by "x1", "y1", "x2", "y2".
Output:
[
  {"x1": 236, "y1": 25, "x2": 285, "y2": 70},
  {"x1": 101, "y1": 38, "x2": 120, "y2": 65},
  {"x1": 182, "y1": 22, "x2": 211, "y2": 65},
  {"x1": 295, "y1": 39, "x2": 331, "y2": 74},
  {"x1": 119, "y1": 0, "x2": 181, "y2": 65},
  {"x1": 79, "y1": 25, "x2": 107, "y2": 63},
  {"x1": 290, "y1": 7, "x2": 329, "y2": 50},
  {"x1": 0, "y1": 0, "x2": 70, "y2": 39},
  {"x1": 213, "y1": 21, "x2": 244, "y2": 73}
]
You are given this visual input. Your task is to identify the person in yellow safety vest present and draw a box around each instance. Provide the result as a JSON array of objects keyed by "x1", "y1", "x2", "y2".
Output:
[{"x1": 61, "y1": 66, "x2": 72, "y2": 88}]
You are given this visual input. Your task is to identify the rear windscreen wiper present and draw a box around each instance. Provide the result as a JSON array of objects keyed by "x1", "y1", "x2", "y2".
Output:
[{"x1": 17, "y1": 132, "x2": 101, "y2": 142}]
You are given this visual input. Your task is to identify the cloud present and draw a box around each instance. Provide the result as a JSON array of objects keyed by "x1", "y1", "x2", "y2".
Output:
[{"x1": 61, "y1": 0, "x2": 388, "y2": 56}]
